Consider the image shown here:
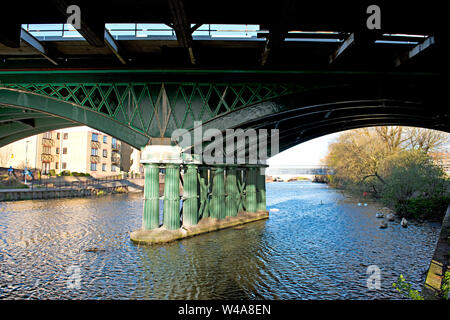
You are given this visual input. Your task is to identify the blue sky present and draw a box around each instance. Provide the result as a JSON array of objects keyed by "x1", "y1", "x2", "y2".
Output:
[{"x1": 268, "y1": 132, "x2": 341, "y2": 166}]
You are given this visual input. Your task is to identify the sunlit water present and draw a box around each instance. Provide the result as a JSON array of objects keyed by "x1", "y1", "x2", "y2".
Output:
[{"x1": 0, "y1": 181, "x2": 441, "y2": 299}]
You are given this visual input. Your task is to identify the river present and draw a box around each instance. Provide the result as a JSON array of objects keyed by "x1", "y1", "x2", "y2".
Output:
[{"x1": 0, "y1": 181, "x2": 441, "y2": 299}]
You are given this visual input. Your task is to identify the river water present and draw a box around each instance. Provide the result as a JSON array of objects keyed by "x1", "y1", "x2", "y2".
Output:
[{"x1": 0, "y1": 181, "x2": 441, "y2": 299}]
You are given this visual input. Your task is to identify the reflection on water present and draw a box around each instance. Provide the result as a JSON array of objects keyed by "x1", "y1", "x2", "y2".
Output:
[{"x1": 0, "y1": 181, "x2": 440, "y2": 299}]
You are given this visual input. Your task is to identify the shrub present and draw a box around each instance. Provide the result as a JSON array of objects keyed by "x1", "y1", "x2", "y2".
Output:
[
  {"x1": 395, "y1": 195, "x2": 450, "y2": 220},
  {"x1": 49, "y1": 169, "x2": 56, "y2": 176},
  {"x1": 59, "y1": 170, "x2": 71, "y2": 176}
]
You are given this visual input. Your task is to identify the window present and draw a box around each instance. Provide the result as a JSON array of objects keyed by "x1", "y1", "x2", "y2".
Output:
[
  {"x1": 103, "y1": 149, "x2": 107, "y2": 157},
  {"x1": 112, "y1": 137, "x2": 117, "y2": 148},
  {"x1": 63, "y1": 133, "x2": 68, "y2": 140},
  {"x1": 63, "y1": 148, "x2": 67, "y2": 154},
  {"x1": 102, "y1": 164, "x2": 106, "y2": 171},
  {"x1": 90, "y1": 163, "x2": 97, "y2": 171},
  {"x1": 92, "y1": 133, "x2": 98, "y2": 142},
  {"x1": 55, "y1": 162, "x2": 59, "y2": 169},
  {"x1": 42, "y1": 146, "x2": 51, "y2": 154},
  {"x1": 91, "y1": 148, "x2": 98, "y2": 156},
  {"x1": 57, "y1": 133, "x2": 60, "y2": 139},
  {"x1": 111, "y1": 165, "x2": 118, "y2": 172},
  {"x1": 62, "y1": 162, "x2": 67, "y2": 169},
  {"x1": 103, "y1": 135, "x2": 107, "y2": 143},
  {"x1": 43, "y1": 132, "x2": 52, "y2": 139},
  {"x1": 56, "y1": 147, "x2": 60, "y2": 154}
]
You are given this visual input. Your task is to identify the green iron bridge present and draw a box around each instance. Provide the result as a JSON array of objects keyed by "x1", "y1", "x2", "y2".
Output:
[{"x1": 0, "y1": 1, "x2": 447, "y2": 238}]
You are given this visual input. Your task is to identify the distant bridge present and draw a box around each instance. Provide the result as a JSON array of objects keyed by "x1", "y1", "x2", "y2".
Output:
[{"x1": 266, "y1": 165, "x2": 330, "y2": 176}]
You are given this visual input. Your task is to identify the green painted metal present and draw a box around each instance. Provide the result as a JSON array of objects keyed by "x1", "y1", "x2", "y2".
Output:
[
  {"x1": 225, "y1": 167, "x2": 239, "y2": 217},
  {"x1": 163, "y1": 164, "x2": 181, "y2": 230},
  {"x1": 198, "y1": 167, "x2": 210, "y2": 219},
  {"x1": 210, "y1": 166, "x2": 225, "y2": 219},
  {"x1": 237, "y1": 169, "x2": 246, "y2": 213},
  {"x1": 143, "y1": 163, "x2": 160, "y2": 230},
  {"x1": 256, "y1": 169, "x2": 267, "y2": 212},
  {"x1": 245, "y1": 167, "x2": 258, "y2": 213},
  {"x1": 0, "y1": 82, "x2": 301, "y2": 148},
  {"x1": 182, "y1": 164, "x2": 198, "y2": 226}
]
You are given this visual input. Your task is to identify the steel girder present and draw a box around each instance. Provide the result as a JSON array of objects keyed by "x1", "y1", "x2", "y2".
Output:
[{"x1": 0, "y1": 82, "x2": 303, "y2": 148}]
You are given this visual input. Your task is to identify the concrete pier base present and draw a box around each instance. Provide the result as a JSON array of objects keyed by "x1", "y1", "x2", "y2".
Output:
[{"x1": 130, "y1": 210, "x2": 269, "y2": 245}]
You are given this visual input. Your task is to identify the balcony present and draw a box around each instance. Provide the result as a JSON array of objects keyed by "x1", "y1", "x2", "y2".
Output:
[
  {"x1": 111, "y1": 143, "x2": 120, "y2": 151},
  {"x1": 42, "y1": 137, "x2": 55, "y2": 147},
  {"x1": 111, "y1": 154, "x2": 120, "y2": 164},
  {"x1": 91, "y1": 141, "x2": 101, "y2": 149},
  {"x1": 41, "y1": 153, "x2": 53, "y2": 162},
  {"x1": 90, "y1": 155, "x2": 100, "y2": 163}
]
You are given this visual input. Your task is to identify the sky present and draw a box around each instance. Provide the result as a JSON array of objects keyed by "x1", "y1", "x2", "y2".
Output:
[{"x1": 268, "y1": 132, "x2": 341, "y2": 166}]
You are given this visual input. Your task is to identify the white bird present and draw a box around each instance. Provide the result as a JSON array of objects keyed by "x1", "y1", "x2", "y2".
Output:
[
  {"x1": 357, "y1": 203, "x2": 362, "y2": 206},
  {"x1": 375, "y1": 212, "x2": 384, "y2": 218},
  {"x1": 364, "y1": 203, "x2": 368, "y2": 206},
  {"x1": 386, "y1": 213, "x2": 395, "y2": 221},
  {"x1": 270, "y1": 208, "x2": 280, "y2": 212},
  {"x1": 379, "y1": 220, "x2": 388, "y2": 229},
  {"x1": 401, "y1": 218, "x2": 408, "y2": 228}
]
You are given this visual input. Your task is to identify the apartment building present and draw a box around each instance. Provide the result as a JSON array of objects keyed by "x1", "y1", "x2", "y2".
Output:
[{"x1": 0, "y1": 126, "x2": 123, "y2": 177}]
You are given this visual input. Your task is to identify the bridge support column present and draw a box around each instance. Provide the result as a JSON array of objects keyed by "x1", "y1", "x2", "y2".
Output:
[
  {"x1": 182, "y1": 164, "x2": 198, "y2": 226},
  {"x1": 163, "y1": 163, "x2": 181, "y2": 230},
  {"x1": 210, "y1": 166, "x2": 225, "y2": 219},
  {"x1": 245, "y1": 166, "x2": 257, "y2": 213},
  {"x1": 198, "y1": 166, "x2": 210, "y2": 219},
  {"x1": 256, "y1": 166, "x2": 267, "y2": 212},
  {"x1": 142, "y1": 163, "x2": 160, "y2": 230},
  {"x1": 225, "y1": 166, "x2": 239, "y2": 217}
]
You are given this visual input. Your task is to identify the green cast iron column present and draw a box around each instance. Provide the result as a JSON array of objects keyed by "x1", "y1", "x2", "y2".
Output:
[
  {"x1": 142, "y1": 163, "x2": 160, "y2": 230},
  {"x1": 198, "y1": 167, "x2": 210, "y2": 219},
  {"x1": 182, "y1": 164, "x2": 198, "y2": 226},
  {"x1": 256, "y1": 167, "x2": 267, "y2": 212},
  {"x1": 237, "y1": 168, "x2": 246, "y2": 213},
  {"x1": 163, "y1": 164, "x2": 181, "y2": 230},
  {"x1": 225, "y1": 166, "x2": 239, "y2": 217},
  {"x1": 210, "y1": 166, "x2": 225, "y2": 219},
  {"x1": 246, "y1": 166, "x2": 257, "y2": 213}
]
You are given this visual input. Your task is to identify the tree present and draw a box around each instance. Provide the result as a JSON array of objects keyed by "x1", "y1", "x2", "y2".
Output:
[{"x1": 403, "y1": 128, "x2": 449, "y2": 153}]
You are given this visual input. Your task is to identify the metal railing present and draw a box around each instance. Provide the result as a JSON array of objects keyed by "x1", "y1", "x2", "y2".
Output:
[{"x1": 29, "y1": 174, "x2": 125, "y2": 190}]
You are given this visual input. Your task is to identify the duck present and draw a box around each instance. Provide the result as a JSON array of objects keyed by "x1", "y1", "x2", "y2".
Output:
[
  {"x1": 357, "y1": 203, "x2": 362, "y2": 207},
  {"x1": 363, "y1": 203, "x2": 368, "y2": 206},
  {"x1": 386, "y1": 213, "x2": 395, "y2": 221},
  {"x1": 375, "y1": 212, "x2": 384, "y2": 218},
  {"x1": 401, "y1": 218, "x2": 408, "y2": 228},
  {"x1": 379, "y1": 220, "x2": 388, "y2": 229},
  {"x1": 269, "y1": 208, "x2": 280, "y2": 212}
]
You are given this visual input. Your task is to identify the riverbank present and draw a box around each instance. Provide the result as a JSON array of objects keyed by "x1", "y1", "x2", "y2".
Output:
[
  {"x1": 0, "y1": 178, "x2": 145, "y2": 201},
  {"x1": 422, "y1": 206, "x2": 450, "y2": 299}
]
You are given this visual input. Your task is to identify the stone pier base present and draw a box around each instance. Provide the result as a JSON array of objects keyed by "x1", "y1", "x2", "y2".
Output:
[{"x1": 130, "y1": 210, "x2": 269, "y2": 245}]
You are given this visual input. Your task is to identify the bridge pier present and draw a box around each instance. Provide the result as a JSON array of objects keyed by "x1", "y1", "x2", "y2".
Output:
[
  {"x1": 225, "y1": 166, "x2": 239, "y2": 217},
  {"x1": 142, "y1": 163, "x2": 160, "y2": 230},
  {"x1": 182, "y1": 163, "x2": 198, "y2": 227},
  {"x1": 131, "y1": 146, "x2": 269, "y2": 244}
]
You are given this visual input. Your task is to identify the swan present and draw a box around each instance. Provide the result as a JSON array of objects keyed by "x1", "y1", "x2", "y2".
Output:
[
  {"x1": 379, "y1": 220, "x2": 388, "y2": 229},
  {"x1": 357, "y1": 203, "x2": 362, "y2": 206},
  {"x1": 270, "y1": 208, "x2": 280, "y2": 212},
  {"x1": 401, "y1": 218, "x2": 408, "y2": 227},
  {"x1": 375, "y1": 212, "x2": 384, "y2": 218}
]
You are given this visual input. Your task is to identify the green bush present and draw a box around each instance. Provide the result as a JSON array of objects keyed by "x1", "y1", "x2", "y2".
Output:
[
  {"x1": 49, "y1": 169, "x2": 56, "y2": 176},
  {"x1": 395, "y1": 195, "x2": 450, "y2": 220},
  {"x1": 59, "y1": 170, "x2": 71, "y2": 176}
]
